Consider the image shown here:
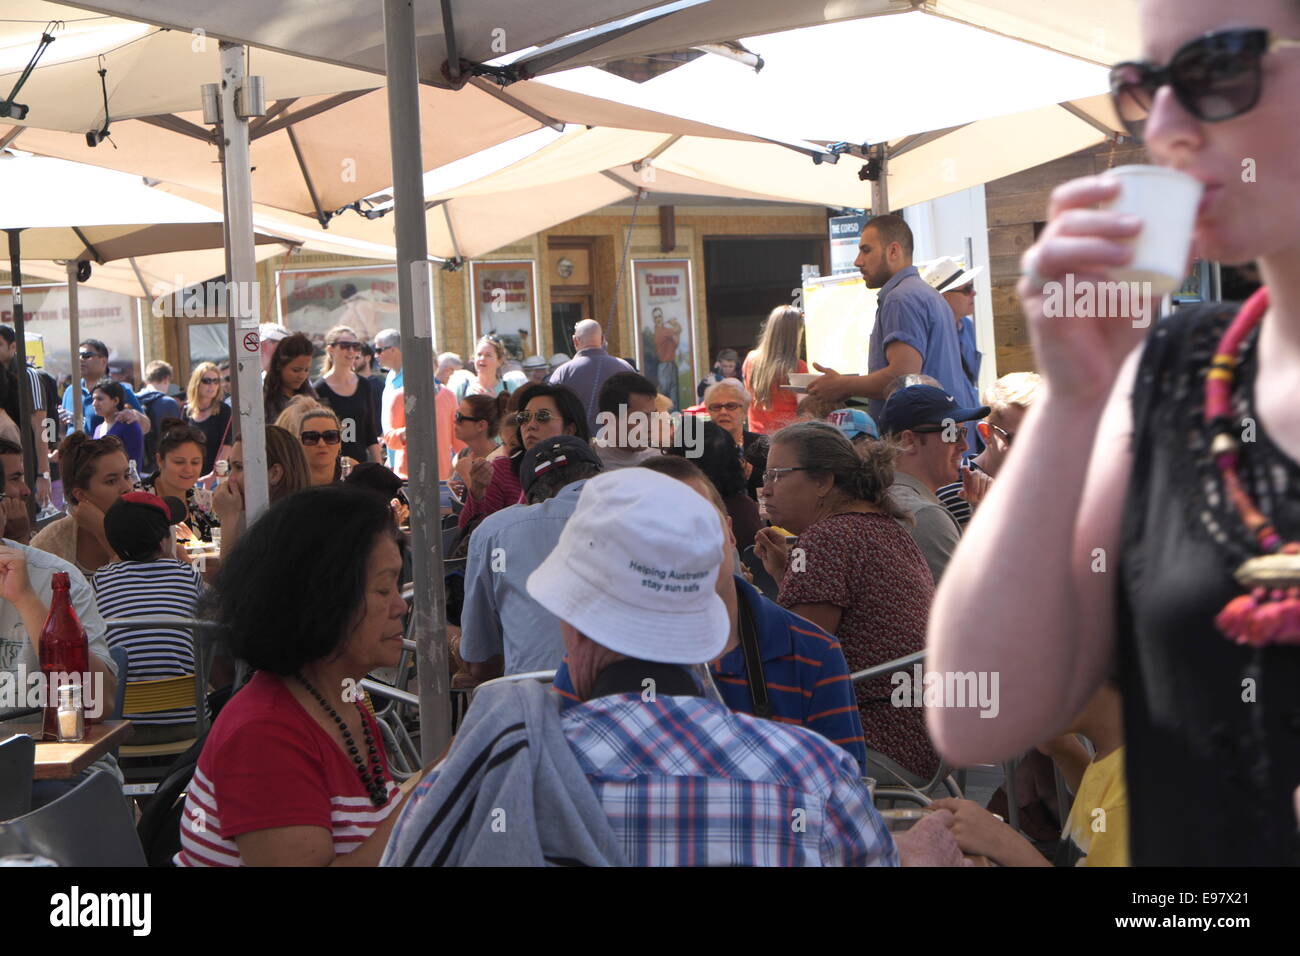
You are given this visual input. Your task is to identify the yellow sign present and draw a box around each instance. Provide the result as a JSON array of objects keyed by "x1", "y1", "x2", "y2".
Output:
[{"x1": 803, "y1": 273, "x2": 876, "y2": 375}]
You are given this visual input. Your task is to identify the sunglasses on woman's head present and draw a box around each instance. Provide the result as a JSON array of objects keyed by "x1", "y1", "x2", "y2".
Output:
[
  {"x1": 1110, "y1": 29, "x2": 1300, "y2": 142},
  {"x1": 514, "y1": 409, "x2": 555, "y2": 425},
  {"x1": 301, "y1": 430, "x2": 341, "y2": 446}
]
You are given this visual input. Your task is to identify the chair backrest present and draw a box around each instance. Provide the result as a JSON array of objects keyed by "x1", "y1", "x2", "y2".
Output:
[
  {"x1": 0, "y1": 735, "x2": 35, "y2": 821},
  {"x1": 122, "y1": 675, "x2": 201, "y2": 716},
  {"x1": 109, "y1": 645, "x2": 128, "y2": 720},
  {"x1": 0, "y1": 770, "x2": 146, "y2": 866}
]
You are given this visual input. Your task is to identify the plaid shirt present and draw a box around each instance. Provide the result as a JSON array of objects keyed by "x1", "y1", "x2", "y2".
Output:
[{"x1": 560, "y1": 691, "x2": 897, "y2": 867}]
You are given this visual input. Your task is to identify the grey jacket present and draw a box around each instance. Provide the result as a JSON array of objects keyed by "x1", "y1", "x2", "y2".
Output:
[{"x1": 380, "y1": 679, "x2": 627, "y2": 867}]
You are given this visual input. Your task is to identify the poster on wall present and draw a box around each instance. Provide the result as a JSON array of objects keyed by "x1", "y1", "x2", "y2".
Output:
[
  {"x1": 0, "y1": 284, "x2": 139, "y2": 386},
  {"x1": 469, "y1": 260, "x2": 537, "y2": 363},
  {"x1": 632, "y1": 259, "x2": 694, "y2": 411},
  {"x1": 278, "y1": 265, "x2": 400, "y2": 347}
]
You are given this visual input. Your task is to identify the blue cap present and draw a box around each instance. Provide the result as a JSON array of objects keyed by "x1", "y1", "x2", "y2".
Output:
[
  {"x1": 880, "y1": 384, "x2": 989, "y2": 436},
  {"x1": 826, "y1": 407, "x2": 879, "y2": 440}
]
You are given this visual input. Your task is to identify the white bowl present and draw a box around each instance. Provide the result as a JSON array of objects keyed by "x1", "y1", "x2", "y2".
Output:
[{"x1": 787, "y1": 372, "x2": 822, "y2": 388}]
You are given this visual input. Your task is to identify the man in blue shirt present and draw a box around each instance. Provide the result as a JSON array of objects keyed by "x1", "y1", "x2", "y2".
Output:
[
  {"x1": 459, "y1": 435, "x2": 604, "y2": 680},
  {"x1": 548, "y1": 319, "x2": 632, "y2": 435},
  {"x1": 806, "y1": 215, "x2": 966, "y2": 423},
  {"x1": 61, "y1": 338, "x2": 148, "y2": 435}
]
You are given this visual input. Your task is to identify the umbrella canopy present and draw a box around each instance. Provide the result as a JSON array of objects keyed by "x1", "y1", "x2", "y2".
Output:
[
  {"x1": 0, "y1": 154, "x2": 290, "y2": 260},
  {"x1": 58, "y1": 0, "x2": 1141, "y2": 86}
]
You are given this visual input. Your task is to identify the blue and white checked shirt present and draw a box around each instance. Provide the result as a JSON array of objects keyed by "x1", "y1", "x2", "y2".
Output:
[{"x1": 560, "y1": 692, "x2": 897, "y2": 867}]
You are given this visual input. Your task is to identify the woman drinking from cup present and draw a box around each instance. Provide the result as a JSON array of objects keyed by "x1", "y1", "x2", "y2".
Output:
[
  {"x1": 31, "y1": 433, "x2": 132, "y2": 575},
  {"x1": 927, "y1": 0, "x2": 1300, "y2": 865}
]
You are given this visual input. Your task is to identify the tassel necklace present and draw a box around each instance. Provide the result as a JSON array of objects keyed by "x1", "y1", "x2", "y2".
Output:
[{"x1": 1207, "y1": 286, "x2": 1300, "y2": 646}]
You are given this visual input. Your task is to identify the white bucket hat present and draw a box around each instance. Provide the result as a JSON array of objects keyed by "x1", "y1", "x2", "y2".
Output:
[{"x1": 526, "y1": 468, "x2": 730, "y2": 664}]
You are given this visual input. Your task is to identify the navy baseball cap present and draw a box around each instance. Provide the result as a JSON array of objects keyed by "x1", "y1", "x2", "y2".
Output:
[
  {"x1": 880, "y1": 384, "x2": 989, "y2": 436},
  {"x1": 519, "y1": 435, "x2": 603, "y2": 496}
]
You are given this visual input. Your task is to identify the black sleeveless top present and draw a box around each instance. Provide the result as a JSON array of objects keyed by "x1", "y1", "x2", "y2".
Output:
[{"x1": 1120, "y1": 302, "x2": 1300, "y2": 865}]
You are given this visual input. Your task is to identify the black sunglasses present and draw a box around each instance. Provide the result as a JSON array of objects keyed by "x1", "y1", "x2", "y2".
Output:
[
  {"x1": 78, "y1": 350, "x2": 103, "y2": 361},
  {"x1": 1110, "y1": 29, "x2": 1300, "y2": 142},
  {"x1": 454, "y1": 412, "x2": 485, "y2": 424},
  {"x1": 301, "y1": 429, "x2": 341, "y2": 446},
  {"x1": 331, "y1": 340, "x2": 361, "y2": 351},
  {"x1": 200, "y1": 377, "x2": 220, "y2": 386}
]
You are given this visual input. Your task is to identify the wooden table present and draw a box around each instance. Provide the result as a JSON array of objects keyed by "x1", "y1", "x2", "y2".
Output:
[{"x1": 1, "y1": 720, "x2": 134, "y2": 779}]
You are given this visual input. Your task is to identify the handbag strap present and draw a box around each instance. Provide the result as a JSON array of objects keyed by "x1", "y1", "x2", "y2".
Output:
[{"x1": 735, "y1": 586, "x2": 772, "y2": 719}]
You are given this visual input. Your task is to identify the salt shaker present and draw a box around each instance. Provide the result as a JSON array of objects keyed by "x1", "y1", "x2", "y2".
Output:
[{"x1": 56, "y1": 683, "x2": 85, "y2": 743}]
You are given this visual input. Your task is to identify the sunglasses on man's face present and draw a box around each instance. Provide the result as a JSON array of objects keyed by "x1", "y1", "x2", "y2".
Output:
[
  {"x1": 1110, "y1": 29, "x2": 1300, "y2": 142},
  {"x1": 301, "y1": 430, "x2": 341, "y2": 446},
  {"x1": 78, "y1": 351, "x2": 101, "y2": 361},
  {"x1": 514, "y1": 409, "x2": 556, "y2": 425}
]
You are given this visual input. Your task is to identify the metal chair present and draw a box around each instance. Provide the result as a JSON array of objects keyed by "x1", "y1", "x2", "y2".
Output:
[
  {"x1": 850, "y1": 650, "x2": 963, "y2": 804},
  {"x1": 0, "y1": 734, "x2": 35, "y2": 821},
  {"x1": 0, "y1": 769, "x2": 146, "y2": 866}
]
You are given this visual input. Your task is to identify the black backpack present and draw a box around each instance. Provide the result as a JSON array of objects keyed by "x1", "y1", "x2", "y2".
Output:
[{"x1": 139, "y1": 390, "x2": 175, "y2": 463}]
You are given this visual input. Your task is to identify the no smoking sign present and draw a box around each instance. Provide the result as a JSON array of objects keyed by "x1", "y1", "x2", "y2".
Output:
[{"x1": 243, "y1": 331, "x2": 260, "y2": 352}]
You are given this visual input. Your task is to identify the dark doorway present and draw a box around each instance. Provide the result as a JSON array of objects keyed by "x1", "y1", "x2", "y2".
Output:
[{"x1": 704, "y1": 236, "x2": 825, "y2": 368}]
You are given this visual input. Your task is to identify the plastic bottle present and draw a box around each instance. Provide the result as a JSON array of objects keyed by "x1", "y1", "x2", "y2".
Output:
[{"x1": 39, "y1": 572, "x2": 91, "y2": 741}]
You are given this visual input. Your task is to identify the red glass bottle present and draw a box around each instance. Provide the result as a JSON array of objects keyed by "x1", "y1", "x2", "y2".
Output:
[{"x1": 39, "y1": 572, "x2": 90, "y2": 741}]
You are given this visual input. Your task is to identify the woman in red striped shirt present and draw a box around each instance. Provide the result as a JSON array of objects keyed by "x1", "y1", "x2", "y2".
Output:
[{"x1": 177, "y1": 486, "x2": 415, "y2": 866}]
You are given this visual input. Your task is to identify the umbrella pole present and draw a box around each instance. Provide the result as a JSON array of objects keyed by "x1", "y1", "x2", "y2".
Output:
[
  {"x1": 6, "y1": 231, "x2": 36, "y2": 510},
  {"x1": 66, "y1": 259, "x2": 81, "y2": 435},
  {"x1": 217, "y1": 42, "x2": 270, "y2": 521},
  {"x1": 385, "y1": 0, "x2": 451, "y2": 762}
]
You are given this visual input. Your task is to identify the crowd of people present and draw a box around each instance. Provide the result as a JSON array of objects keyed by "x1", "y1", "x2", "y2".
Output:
[{"x1": 3, "y1": 0, "x2": 1298, "y2": 868}]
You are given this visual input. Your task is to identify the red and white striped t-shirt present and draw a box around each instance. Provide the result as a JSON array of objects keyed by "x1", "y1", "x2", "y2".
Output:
[{"x1": 177, "y1": 671, "x2": 399, "y2": 866}]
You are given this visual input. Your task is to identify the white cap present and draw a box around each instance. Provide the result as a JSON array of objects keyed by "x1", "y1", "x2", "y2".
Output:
[
  {"x1": 922, "y1": 256, "x2": 984, "y2": 294},
  {"x1": 259, "y1": 322, "x2": 290, "y2": 343},
  {"x1": 548, "y1": 352, "x2": 570, "y2": 367},
  {"x1": 526, "y1": 469, "x2": 729, "y2": 664}
]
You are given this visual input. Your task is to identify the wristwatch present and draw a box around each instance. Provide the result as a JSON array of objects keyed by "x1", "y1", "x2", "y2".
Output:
[{"x1": 37, "y1": 471, "x2": 50, "y2": 480}]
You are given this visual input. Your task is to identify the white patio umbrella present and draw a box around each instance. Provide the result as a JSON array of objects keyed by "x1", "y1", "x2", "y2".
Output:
[{"x1": 0, "y1": 154, "x2": 292, "y2": 494}]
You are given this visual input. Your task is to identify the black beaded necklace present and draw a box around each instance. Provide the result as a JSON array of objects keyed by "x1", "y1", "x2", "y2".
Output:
[{"x1": 295, "y1": 672, "x2": 388, "y2": 808}]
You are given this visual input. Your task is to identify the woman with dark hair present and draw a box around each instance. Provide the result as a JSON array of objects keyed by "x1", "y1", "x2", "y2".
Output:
[
  {"x1": 263, "y1": 332, "x2": 318, "y2": 423},
  {"x1": 31, "y1": 433, "x2": 131, "y2": 574},
  {"x1": 670, "y1": 421, "x2": 761, "y2": 551},
  {"x1": 313, "y1": 325, "x2": 381, "y2": 465},
  {"x1": 754, "y1": 420, "x2": 938, "y2": 788},
  {"x1": 141, "y1": 419, "x2": 218, "y2": 542},
  {"x1": 91, "y1": 379, "x2": 144, "y2": 470},
  {"x1": 176, "y1": 486, "x2": 412, "y2": 866},
  {"x1": 456, "y1": 382, "x2": 586, "y2": 530}
]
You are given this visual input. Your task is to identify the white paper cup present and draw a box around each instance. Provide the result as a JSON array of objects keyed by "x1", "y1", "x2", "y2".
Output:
[
  {"x1": 1101, "y1": 165, "x2": 1203, "y2": 298},
  {"x1": 787, "y1": 372, "x2": 821, "y2": 388}
]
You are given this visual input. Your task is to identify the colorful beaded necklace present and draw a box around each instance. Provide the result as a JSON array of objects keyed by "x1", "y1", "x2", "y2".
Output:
[{"x1": 1207, "y1": 286, "x2": 1300, "y2": 646}]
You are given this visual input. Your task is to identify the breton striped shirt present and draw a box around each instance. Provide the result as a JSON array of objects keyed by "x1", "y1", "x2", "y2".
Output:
[
  {"x1": 91, "y1": 559, "x2": 204, "y2": 725},
  {"x1": 177, "y1": 672, "x2": 399, "y2": 866}
]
